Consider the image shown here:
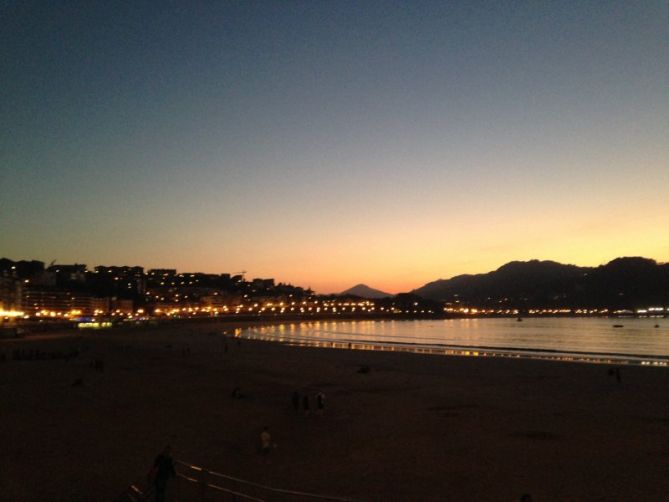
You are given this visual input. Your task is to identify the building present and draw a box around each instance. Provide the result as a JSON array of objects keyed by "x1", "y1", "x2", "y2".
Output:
[
  {"x1": 93, "y1": 265, "x2": 147, "y2": 296},
  {"x1": 47, "y1": 264, "x2": 87, "y2": 285},
  {"x1": 252, "y1": 278, "x2": 275, "y2": 290},
  {"x1": 0, "y1": 277, "x2": 22, "y2": 312},
  {"x1": 147, "y1": 269, "x2": 178, "y2": 286},
  {"x1": 21, "y1": 288, "x2": 72, "y2": 316},
  {"x1": 199, "y1": 293, "x2": 241, "y2": 309},
  {"x1": 110, "y1": 298, "x2": 134, "y2": 315},
  {"x1": 148, "y1": 269, "x2": 177, "y2": 277},
  {"x1": 71, "y1": 296, "x2": 110, "y2": 316},
  {"x1": 0, "y1": 258, "x2": 45, "y2": 279}
]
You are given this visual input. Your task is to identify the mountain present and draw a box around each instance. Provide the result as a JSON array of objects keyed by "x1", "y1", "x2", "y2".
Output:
[
  {"x1": 340, "y1": 284, "x2": 392, "y2": 299},
  {"x1": 412, "y1": 257, "x2": 669, "y2": 309}
]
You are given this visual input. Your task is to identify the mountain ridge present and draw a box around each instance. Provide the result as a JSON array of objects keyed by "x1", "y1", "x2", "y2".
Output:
[{"x1": 412, "y1": 257, "x2": 668, "y2": 309}]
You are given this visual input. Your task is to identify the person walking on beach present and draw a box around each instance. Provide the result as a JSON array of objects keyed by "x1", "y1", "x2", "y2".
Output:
[
  {"x1": 150, "y1": 445, "x2": 176, "y2": 502},
  {"x1": 260, "y1": 427, "x2": 272, "y2": 454},
  {"x1": 316, "y1": 391, "x2": 325, "y2": 415}
]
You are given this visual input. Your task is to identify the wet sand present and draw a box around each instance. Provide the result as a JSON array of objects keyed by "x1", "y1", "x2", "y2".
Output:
[{"x1": 1, "y1": 320, "x2": 669, "y2": 501}]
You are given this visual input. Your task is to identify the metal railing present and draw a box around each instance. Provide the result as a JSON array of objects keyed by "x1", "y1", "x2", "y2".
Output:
[
  {"x1": 175, "y1": 463, "x2": 263, "y2": 501},
  {"x1": 174, "y1": 460, "x2": 361, "y2": 502},
  {"x1": 118, "y1": 459, "x2": 361, "y2": 502},
  {"x1": 116, "y1": 476, "x2": 152, "y2": 501}
]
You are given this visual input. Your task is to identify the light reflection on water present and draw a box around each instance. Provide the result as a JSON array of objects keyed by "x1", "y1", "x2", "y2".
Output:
[{"x1": 241, "y1": 318, "x2": 669, "y2": 366}]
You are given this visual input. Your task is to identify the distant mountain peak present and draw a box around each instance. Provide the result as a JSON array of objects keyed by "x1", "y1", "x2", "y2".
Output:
[{"x1": 340, "y1": 284, "x2": 391, "y2": 299}]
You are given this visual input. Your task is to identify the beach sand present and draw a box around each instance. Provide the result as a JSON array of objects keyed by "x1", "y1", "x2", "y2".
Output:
[{"x1": 1, "y1": 320, "x2": 669, "y2": 501}]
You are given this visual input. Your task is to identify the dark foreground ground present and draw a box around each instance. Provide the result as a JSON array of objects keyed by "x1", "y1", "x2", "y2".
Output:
[{"x1": 1, "y1": 321, "x2": 669, "y2": 501}]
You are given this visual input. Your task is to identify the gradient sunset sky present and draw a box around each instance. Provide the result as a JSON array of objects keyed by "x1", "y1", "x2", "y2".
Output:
[{"x1": 2, "y1": 1, "x2": 668, "y2": 294}]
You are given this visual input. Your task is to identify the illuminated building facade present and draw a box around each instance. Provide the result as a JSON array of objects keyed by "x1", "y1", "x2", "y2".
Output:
[
  {"x1": 22, "y1": 288, "x2": 72, "y2": 316},
  {"x1": 0, "y1": 276, "x2": 22, "y2": 313}
]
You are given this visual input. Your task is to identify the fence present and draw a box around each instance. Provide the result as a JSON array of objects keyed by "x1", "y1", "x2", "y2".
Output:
[{"x1": 118, "y1": 459, "x2": 361, "y2": 502}]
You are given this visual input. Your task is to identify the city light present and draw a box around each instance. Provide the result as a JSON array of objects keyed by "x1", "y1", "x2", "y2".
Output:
[{"x1": 0, "y1": 310, "x2": 25, "y2": 318}]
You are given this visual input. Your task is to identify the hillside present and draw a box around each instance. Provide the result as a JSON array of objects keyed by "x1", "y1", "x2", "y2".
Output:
[{"x1": 412, "y1": 257, "x2": 669, "y2": 309}]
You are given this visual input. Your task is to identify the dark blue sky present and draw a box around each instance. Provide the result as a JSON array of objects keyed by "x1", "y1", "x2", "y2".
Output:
[{"x1": 2, "y1": 1, "x2": 668, "y2": 292}]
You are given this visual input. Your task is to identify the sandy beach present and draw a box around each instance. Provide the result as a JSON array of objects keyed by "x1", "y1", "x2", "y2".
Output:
[{"x1": 2, "y1": 320, "x2": 669, "y2": 501}]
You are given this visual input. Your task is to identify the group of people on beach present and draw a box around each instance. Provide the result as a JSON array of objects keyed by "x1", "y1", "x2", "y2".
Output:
[{"x1": 292, "y1": 389, "x2": 325, "y2": 415}]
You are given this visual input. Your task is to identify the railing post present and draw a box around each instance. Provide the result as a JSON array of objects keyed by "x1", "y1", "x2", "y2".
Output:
[{"x1": 200, "y1": 468, "x2": 208, "y2": 502}]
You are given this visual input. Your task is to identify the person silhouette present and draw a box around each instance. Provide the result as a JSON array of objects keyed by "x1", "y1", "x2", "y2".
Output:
[{"x1": 151, "y1": 445, "x2": 176, "y2": 502}]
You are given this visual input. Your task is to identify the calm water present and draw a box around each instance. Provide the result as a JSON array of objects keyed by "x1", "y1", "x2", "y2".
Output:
[{"x1": 243, "y1": 317, "x2": 669, "y2": 365}]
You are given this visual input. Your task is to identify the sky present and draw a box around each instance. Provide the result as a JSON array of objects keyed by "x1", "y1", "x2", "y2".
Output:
[{"x1": 1, "y1": 1, "x2": 668, "y2": 294}]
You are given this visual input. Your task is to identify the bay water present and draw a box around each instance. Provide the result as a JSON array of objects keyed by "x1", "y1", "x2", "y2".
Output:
[{"x1": 243, "y1": 317, "x2": 669, "y2": 365}]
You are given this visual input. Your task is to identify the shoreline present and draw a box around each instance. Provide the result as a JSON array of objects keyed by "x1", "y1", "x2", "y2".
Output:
[
  {"x1": 240, "y1": 327, "x2": 669, "y2": 367},
  {"x1": 240, "y1": 317, "x2": 669, "y2": 368},
  {"x1": 5, "y1": 316, "x2": 668, "y2": 368}
]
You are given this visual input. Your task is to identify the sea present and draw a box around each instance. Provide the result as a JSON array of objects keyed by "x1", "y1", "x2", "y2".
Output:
[{"x1": 241, "y1": 317, "x2": 669, "y2": 366}]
